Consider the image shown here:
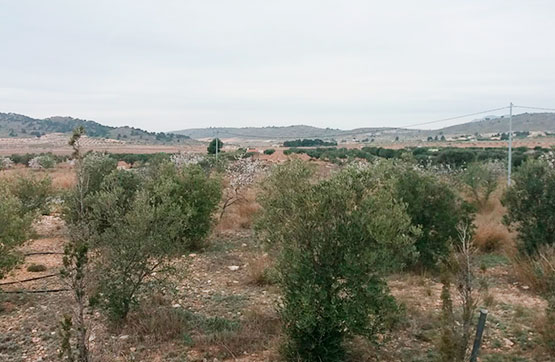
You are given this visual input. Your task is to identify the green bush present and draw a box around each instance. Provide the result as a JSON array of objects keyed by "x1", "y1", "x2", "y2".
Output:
[
  {"x1": 63, "y1": 152, "x2": 117, "y2": 225},
  {"x1": 283, "y1": 139, "x2": 336, "y2": 147},
  {"x1": 256, "y1": 161, "x2": 418, "y2": 361},
  {"x1": 395, "y1": 168, "x2": 474, "y2": 269},
  {"x1": 29, "y1": 154, "x2": 57, "y2": 169},
  {"x1": 10, "y1": 175, "x2": 53, "y2": 215},
  {"x1": 207, "y1": 138, "x2": 224, "y2": 154},
  {"x1": 145, "y1": 163, "x2": 221, "y2": 249},
  {"x1": 502, "y1": 159, "x2": 555, "y2": 254},
  {"x1": 90, "y1": 162, "x2": 221, "y2": 320},
  {"x1": 461, "y1": 162, "x2": 500, "y2": 208},
  {"x1": 263, "y1": 148, "x2": 275, "y2": 155},
  {"x1": 0, "y1": 189, "x2": 32, "y2": 278}
]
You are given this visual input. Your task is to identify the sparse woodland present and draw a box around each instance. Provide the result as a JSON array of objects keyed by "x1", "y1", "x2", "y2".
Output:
[{"x1": 1, "y1": 133, "x2": 554, "y2": 361}]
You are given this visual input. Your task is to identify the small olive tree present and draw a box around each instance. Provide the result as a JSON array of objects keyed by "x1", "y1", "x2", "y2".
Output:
[
  {"x1": 395, "y1": 168, "x2": 474, "y2": 270},
  {"x1": 503, "y1": 159, "x2": 555, "y2": 254},
  {"x1": 438, "y1": 223, "x2": 480, "y2": 362},
  {"x1": 256, "y1": 161, "x2": 419, "y2": 361},
  {"x1": 461, "y1": 162, "x2": 501, "y2": 208},
  {"x1": 0, "y1": 189, "x2": 32, "y2": 278},
  {"x1": 90, "y1": 162, "x2": 221, "y2": 320}
]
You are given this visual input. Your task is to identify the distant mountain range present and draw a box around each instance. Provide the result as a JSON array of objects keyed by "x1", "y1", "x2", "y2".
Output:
[
  {"x1": 173, "y1": 112, "x2": 555, "y2": 141},
  {"x1": 0, "y1": 113, "x2": 191, "y2": 144},
  {"x1": 2, "y1": 111, "x2": 554, "y2": 145}
]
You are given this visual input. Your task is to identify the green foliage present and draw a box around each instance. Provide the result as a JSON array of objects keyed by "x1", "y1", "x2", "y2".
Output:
[
  {"x1": 461, "y1": 162, "x2": 500, "y2": 208},
  {"x1": 10, "y1": 175, "x2": 53, "y2": 215},
  {"x1": 0, "y1": 185, "x2": 33, "y2": 278},
  {"x1": 63, "y1": 152, "x2": 117, "y2": 225},
  {"x1": 502, "y1": 160, "x2": 555, "y2": 254},
  {"x1": 263, "y1": 148, "x2": 275, "y2": 155},
  {"x1": 281, "y1": 145, "x2": 549, "y2": 169},
  {"x1": 207, "y1": 138, "x2": 224, "y2": 154},
  {"x1": 256, "y1": 161, "x2": 418, "y2": 361},
  {"x1": 395, "y1": 169, "x2": 474, "y2": 269},
  {"x1": 283, "y1": 138, "x2": 337, "y2": 147},
  {"x1": 58, "y1": 315, "x2": 74, "y2": 362},
  {"x1": 146, "y1": 163, "x2": 221, "y2": 249},
  {"x1": 30, "y1": 154, "x2": 56, "y2": 169},
  {"x1": 89, "y1": 162, "x2": 221, "y2": 320},
  {"x1": 81, "y1": 152, "x2": 118, "y2": 194}
]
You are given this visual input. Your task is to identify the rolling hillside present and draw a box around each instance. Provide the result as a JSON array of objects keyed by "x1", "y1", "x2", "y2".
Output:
[
  {"x1": 432, "y1": 112, "x2": 555, "y2": 136},
  {"x1": 173, "y1": 112, "x2": 555, "y2": 141},
  {"x1": 0, "y1": 113, "x2": 191, "y2": 144}
]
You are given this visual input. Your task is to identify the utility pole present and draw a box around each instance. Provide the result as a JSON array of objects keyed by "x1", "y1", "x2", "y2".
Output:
[{"x1": 508, "y1": 102, "x2": 513, "y2": 186}]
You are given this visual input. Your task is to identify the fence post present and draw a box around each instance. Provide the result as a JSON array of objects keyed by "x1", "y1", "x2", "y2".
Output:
[{"x1": 470, "y1": 309, "x2": 488, "y2": 362}]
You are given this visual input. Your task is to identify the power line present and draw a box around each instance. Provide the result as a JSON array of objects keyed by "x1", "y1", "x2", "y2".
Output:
[
  {"x1": 514, "y1": 105, "x2": 555, "y2": 112},
  {"x1": 401, "y1": 106, "x2": 509, "y2": 129}
]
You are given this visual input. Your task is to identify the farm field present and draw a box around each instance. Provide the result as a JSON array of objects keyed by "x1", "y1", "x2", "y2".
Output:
[{"x1": 1, "y1": 152, "x2": 554, "y2": 361}]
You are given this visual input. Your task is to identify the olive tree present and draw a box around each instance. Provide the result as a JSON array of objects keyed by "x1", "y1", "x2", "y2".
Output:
[
  {"x1": 503, "y1": 159, "x2": 555, "y2": 254},
  {"x1": 90, "y1": 162, "x2": 221, "y2": 320},
  {"x1": 256, "y1": 161, "x2": 419, "y2": 361},
  {"x1": 395, "y1": 168, "x2": 474, "y2": 270},
  {"x1": 461, "y1": 162, "x2": 501, "y2": 208}
]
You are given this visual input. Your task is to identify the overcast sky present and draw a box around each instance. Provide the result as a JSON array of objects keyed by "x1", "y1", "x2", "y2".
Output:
[{"x1": 1, "y1": 1, "x2": 554, "y2": 132}]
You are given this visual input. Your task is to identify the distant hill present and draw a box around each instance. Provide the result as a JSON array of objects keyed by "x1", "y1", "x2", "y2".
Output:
[
  {"x1": 173, "y1": 112, "x2": 555, "y2": 141},
  {"x1": 172, "y1": 125, "x2": 421, "y2": 140},
  {"x1": 431, "y1": 112, "x2": 555, "y2": 136},
  {"x1": 0, "y1": 113, "x2": 191, "y2": 144}
]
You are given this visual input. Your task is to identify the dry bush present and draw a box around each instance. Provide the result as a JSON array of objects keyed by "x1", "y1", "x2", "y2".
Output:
[
  {"x1": 473, "y1": 222, "x2": 512, "y2": 253},
  {"x1": 511, "y1": 246, "x2": 555, "y2": 294},
  {"x1": 124, "y1": 298, "x2": 189, "y2": 342},
  {"x1": 50, "y1": 168, "x2": 76, "y2": 190},
  {"x1": 247, "y1": 255, "x2": 278, "y2": 286},
  {"x1": 216, "y1": 187, "x2": 259, "y2": 232},
  {"x1": 472, "y1": 187, "x2": 514, "y2": 253}
]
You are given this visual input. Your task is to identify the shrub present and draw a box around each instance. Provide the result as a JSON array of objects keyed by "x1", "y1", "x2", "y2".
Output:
[
  {"x1": 63, "y1": 152, "x2": 117, "y2": 225},
  {"x1": 10, "y1": 175, "x2": 53, "y2": 215},
  {"x1": 395, "y1": 168, "x2": 474, "y2": 269},
  {"x1": 283, "y1": 139, "x2": 336, "y2": 147},
  {"x1": 145, "y1": 163, "x2": 221, "y2": 249},
  {"x1": 92, "y1": 162, "x2": 221, "y2": 320},
  {"x1": 263, "y1": 148, "x2": 275, "y2": 155},
  {"x1": 207, "y1": 138, "x2": 224, "y2": 154},
  {"x1": 256, "y1": 161, "x2": 418, "y2": 361},
  {"x1": 512, "y1": 245, "x2": 555, "y2": 352},
  {"x1": 27, "y1": 263, "x2": 47, "y2": 272},
  {"x1": 28, "y1": 154, "x2": 56, "y2": 169},
  {"x1": 0, "y1": 157, "x2": 14, "y2": 170},
  {"x1": 0, "y1": 189, "x2": 32, "y2": 278},
  {"x1": 502, "y1": 159, "x2": 555, "y2": 254},
  {"x1": 437, "y1": 149, "x2": 476, "y2": 167},
  {"x1": 461, "y1": 162, "x2": 501, "y2": 208}
]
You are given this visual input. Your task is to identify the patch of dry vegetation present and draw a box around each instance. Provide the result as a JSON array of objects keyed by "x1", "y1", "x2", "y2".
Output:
[{"x1": 473, "y1": 185, "x2": 514, "y2": 253}]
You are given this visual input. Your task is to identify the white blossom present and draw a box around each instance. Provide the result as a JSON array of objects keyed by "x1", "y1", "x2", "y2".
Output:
[{"x1": 171, "y1": 152, "x2": 204, "y2": 168}]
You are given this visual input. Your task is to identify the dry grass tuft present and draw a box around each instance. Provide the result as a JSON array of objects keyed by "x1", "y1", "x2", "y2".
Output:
[
  {"x1": 247, "y1": 255, "x2": 279, "y2": 286},
  {"x1": 510, "y1": 246, "x2": 555, "y2": 294},
  {"x1": 123, "y1": 295, "x2": 189, "y2": 342},
  {"x1": 472, "y1": 188, "x2": 514, "y2": 253},
  {"x1": 193, "y1": 307, "x2": 281, "y2": 358},
  {"x1": 474, "y1": 222, "x2": 512, "y2": 253}
]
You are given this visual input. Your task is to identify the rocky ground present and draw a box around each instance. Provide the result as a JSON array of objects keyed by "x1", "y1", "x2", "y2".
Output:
[{"x1": 0, "y1": 215, "x2": 552, "y2": 361}]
